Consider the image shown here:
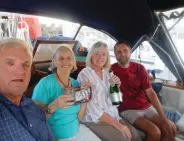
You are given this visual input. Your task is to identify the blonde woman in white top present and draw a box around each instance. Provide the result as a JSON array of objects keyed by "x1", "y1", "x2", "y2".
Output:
[{"x1": 77, "y1": 41, "x2": 142, "y2": 141}]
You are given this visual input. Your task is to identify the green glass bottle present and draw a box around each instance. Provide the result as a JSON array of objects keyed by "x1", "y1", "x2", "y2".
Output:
[{"x1": 109, "y1": 69, "x2": 123, "y2": 105}]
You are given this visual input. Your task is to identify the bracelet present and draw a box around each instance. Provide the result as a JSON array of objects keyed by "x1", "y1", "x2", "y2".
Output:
[
  {"x1": 45, "y1": 106, "x2": 53, "y2": 114},
  {"x1": 45, "y1": 101, "x2": 56, "y2": 114}
]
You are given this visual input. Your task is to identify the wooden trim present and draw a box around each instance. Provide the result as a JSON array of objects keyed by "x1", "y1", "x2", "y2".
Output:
[
  {"x1": 163, "y1": 83, "x2": 184, "y2": 90},
  {"x1": 33, "y1": 40, "x2": 77, "y2": 57},
  {"x1": 33, "y1": 60, "x2": 51, "y2": 64},
  {"x1": 153, "y1": 79, "x2": 184, "y2": 90},
  {"x1": 77, "y1": 61, "x2": 86, "y2": 66}
]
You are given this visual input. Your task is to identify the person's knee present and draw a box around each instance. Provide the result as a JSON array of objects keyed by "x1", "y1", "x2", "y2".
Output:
[
  {"x1": 126, "y1": 123, "x2": 142, "y2": 141},
  {"x1": 131, "y1": 130, "x2": 142, "y2": 141},
  {"x1": 147, "y1": 126, "x2": 161, "y2": 141},
  {"x1": 134, "y1": 117, "x2": 162, "y2": 141},
  {"x1": 159, "y1": 128, "x2": 175, "y2": 141}
]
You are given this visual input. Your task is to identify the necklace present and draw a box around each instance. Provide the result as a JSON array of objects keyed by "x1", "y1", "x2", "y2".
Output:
[{"x1": 56, "y1": 73, "x2": 70, "y2": 88}]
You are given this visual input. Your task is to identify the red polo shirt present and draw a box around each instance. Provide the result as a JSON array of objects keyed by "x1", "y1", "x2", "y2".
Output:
[{"x1": 111, "y1": 62, "x2": 152, "y2": 112}]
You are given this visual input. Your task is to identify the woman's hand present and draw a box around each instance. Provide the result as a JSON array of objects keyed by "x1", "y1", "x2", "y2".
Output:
[
  {"x1": 113, "y1": 120, "x2": 132, "y2": 140},
  {"x1": 111, "y1": 74, "x2": 121, "y2": 87},
  {"x1": 43, "y1": 94, "x2": 74, "y2": 118},
  {"x1": 80, "y1": 81, "x2": 91, "y2": 89},
  {"x1": 54, "y1": 94, "x2": 74, "y2": 109}
]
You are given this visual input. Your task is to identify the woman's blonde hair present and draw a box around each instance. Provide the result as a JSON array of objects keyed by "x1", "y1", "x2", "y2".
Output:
[
  {"x1": 0, "y1": 38, "x2": 33, "y2": 59},
  {"x1": 86, "y1": 41, "x2": 111, "y2": 69},
  {"x1": 49, "y1": 46, "x2": 77, "y2": 73}
]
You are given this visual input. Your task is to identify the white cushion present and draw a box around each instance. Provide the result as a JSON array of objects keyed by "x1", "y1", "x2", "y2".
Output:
[{"x1": 176, "y1": 114, "x2": 184, "y2": 132}]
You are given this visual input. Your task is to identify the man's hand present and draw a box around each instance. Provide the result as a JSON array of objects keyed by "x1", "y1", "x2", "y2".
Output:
[
  {"x1": 160, "y1": 118, "x2": 177, "y2": 137},
  {"x1": 168, "y1": 120, "x2": 177, "y2": 136}
]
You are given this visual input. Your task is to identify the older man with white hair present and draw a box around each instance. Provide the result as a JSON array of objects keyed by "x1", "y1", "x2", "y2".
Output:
[{"x1": 0, "y1": 38, "x2": 54, "y2": 141}]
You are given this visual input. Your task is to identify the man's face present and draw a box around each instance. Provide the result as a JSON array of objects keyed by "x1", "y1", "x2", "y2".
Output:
[
  {"x1": 114, "y1": 43, "x2": 131, "y2": 66},
  {"x1": 0, "y1": 46, "x2": 32, "y2": 96}
]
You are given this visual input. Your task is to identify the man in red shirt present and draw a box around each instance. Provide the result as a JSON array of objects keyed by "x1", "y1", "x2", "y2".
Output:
[{"x1": 111, "y1": 41, "x2": 177, "y2": 141}]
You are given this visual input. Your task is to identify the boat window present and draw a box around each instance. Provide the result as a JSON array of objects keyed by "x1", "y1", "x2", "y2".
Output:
[
  {"x1": 75, "y1": 26, "x2": 117, "y2": 63},
  {"x1": 0, "y1": 11, "x2": 80, "y2": 42},
  {"x1": 131, "y1": 41, "x2": 176, "y2": 81},
  {"x1": 163, "y1": 7, "x2": 184, "y2": 63},
  {"x1": 39, "y1": 16, "x2": 80, "y2": 38}
]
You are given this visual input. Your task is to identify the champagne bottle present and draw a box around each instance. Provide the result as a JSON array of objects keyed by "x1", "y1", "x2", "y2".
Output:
[{"x1": 109, "y1": 69, "x2": 123, "y2": 105}]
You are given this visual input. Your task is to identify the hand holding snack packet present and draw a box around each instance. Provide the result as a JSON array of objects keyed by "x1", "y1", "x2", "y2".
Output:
[{"x1": 65, "y1": 81, "x2": 92, "y2": 104}]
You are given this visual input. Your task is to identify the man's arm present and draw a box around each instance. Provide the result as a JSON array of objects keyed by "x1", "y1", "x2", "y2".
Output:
[
  {"x1": 145, "y1": 88, "x2": 166, "y2": 119},
  {"x1": 145, "y1": 87, "x2": 177, "y2": 137},
  {"x1": 139, "y1": 64, "x2": 166, "y2": 119},
  {"x1": 141, "y1": 65, "x2": 177, "y2": 137}
]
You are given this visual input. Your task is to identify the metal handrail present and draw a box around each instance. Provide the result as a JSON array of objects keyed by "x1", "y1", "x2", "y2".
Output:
[
  {"x1": 131, "y1": 35, "x2": 145, "y2": 52},
  {"x1": 146, "y1": 36, "x2": 183, "y2": 84},
  {"x1": 132, "y1": 35, "x2": 183, "y2": 83},
  {"x1": 155, "y1": 11, "x2": 184, "y2": 72}
]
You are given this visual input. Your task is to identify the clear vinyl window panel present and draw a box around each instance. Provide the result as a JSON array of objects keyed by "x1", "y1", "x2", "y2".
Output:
[
  {"x1": 131, "y1": 41, "x2": 176, "y2": 81},
  {"x1": 163, "y1": 7, "x2": 184, "y2": 63},
  {"x1": 75, "y1": 26, "x2": 117, "y2": 64}
]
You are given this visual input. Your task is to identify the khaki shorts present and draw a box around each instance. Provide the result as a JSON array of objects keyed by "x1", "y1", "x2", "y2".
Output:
[{"x1": 120, "y1": 106, "x2": 158, "y2": 125}]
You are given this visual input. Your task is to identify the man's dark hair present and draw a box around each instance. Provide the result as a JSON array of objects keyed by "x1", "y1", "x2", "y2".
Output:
[{"x1": 114, "y1": 40, "x2": 131, "y2": 50}]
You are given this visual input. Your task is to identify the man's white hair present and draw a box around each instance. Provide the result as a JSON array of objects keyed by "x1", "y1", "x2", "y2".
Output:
[{"x1": 0, "y1": 38, "x2": 33, "y2": 59}]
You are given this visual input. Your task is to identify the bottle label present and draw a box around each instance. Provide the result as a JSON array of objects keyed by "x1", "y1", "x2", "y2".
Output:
[
  {"x1": 118, "y1": 92, "x2": 123, "y2": 102},
  {"x1": 110, "y1": 92, "x2": 122, "y2": 103}
]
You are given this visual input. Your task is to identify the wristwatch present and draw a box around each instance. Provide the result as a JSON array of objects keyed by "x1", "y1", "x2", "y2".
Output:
[{"x1": 45, "y1": 107, "x2": 53, "y2": 114}]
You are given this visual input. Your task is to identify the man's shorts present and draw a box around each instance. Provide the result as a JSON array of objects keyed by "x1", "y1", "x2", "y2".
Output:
[{"x1": 120, "y1": 106, "x2": 158, "y2": 125}]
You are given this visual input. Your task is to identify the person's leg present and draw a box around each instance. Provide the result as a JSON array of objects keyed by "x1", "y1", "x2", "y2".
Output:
[
  {"x1": 147, "y1": 114, "x2": 176, "y2": 141},
  {"x1": 84, "y1": 122, "x2": 134, "y2": 141},
  {"x1": 120, "y1": 108, "x2": 161, "y2": 141},
  {"x1": 120, "y1": 109, "x2": 146, "y2": 140},
  {"x1": 75, "y1": 124, "x2": 101, "y2": 141},
  {"x1": 144, "y1": 106, "x2": 176, "y2": 141},
  {"x1": 134, "y1": 117, "x2": 161, "y2": 141},
  {"x1": 120, "y1": 119, "x2": 142, "y2": 141}
]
